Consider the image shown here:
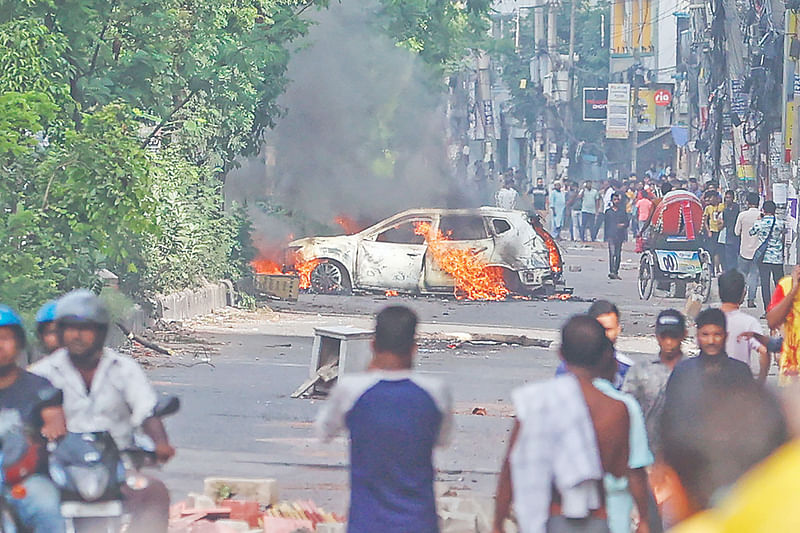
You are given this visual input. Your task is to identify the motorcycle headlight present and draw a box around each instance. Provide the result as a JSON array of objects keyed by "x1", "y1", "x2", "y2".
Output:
[{"x1": 66, "y1": 465, "x2": 110, "y2": 501}]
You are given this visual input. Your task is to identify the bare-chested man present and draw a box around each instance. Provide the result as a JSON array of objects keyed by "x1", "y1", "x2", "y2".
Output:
[{"x1": 493, "y1": 315, "x2": 631, "y2": 533}]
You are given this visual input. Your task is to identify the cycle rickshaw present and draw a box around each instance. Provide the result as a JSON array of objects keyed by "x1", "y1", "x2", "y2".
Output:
[{"x1": 638, "y1": 190, "x2": 713, "y2": 302}]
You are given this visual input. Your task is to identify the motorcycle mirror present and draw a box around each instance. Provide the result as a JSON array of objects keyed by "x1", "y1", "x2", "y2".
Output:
[{"x1": 152, "y1": 396, "x2": 180, "y2": 418}]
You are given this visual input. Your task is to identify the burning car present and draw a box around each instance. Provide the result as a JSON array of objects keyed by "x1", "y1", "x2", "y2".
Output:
[{"x1": 284, "y1": 208, "x2": 565, "y2": 300}]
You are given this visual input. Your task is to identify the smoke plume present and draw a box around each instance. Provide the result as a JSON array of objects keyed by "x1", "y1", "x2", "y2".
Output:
[{"x1": 226, "y1": 0, "x2": 473, "y2": 256}]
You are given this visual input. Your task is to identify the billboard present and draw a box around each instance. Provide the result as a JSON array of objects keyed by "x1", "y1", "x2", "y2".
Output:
[
  {"x1": 583, "y1": 88, "x2": 608, "y2": 121},
  {"x1": 606, "y1": 83, "x2": 631, "y2": 139}
]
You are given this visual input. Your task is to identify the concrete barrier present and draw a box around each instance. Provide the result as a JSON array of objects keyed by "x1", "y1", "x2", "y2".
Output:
[{"x1": 155, "y1": 281, "x2": 235, "y2": 322}]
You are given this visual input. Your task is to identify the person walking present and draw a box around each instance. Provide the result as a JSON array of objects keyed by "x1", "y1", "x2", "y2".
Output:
[
  {"x1": 735, "y1": 192, "x2": 762, "y2": 307},
  {"x1": 565, "y1": 182, "x2": 581, "y2": 241},
  {"x1": 721, "y1": 190, "x2": 740, "y2": 272},
  {"x1": 604, "y1": 193, "x2": 629, "y2": 280},
  {"x1": 549, "y1": 181, "x2": 566, "y2": 239},
  {"x1": 579, "y1": 181, "x2": 601, "y2": 242},
  {"x1": 495, "y1": 178, "x2": 519, "y2": 210},
  {"x1": 750, "y1": 200, "x2": 785, "y2": 314},
  {"x1": 532, "y1": 177, "x2": 548, "y2": 223},
  {"x1": 702, "y1": 191, "x2": 724, "y2": 275},
  {"x1": 316, "y1": 306, "x2": 452, "y2": 533},
  {"x1": 717, "y1": 270, "x2": 769, "y2": 383},
  {"x1": 635, "y1": 191, "x2": 654, "y2": 235},
  {"x1": 492, "y1": 316, "x2": 632, "y2": 533},
  {"x1": 622, "y1": 309, "x2": 686, "y2": 453}
]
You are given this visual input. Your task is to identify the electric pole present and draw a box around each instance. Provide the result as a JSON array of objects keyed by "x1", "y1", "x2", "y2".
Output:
[
  {"x1": 546, "y1": 0, "x2": 558, "y2": 185},
  {"x1": 566, "y1": 0, "x2": 577, "y2": 176},
  {"x1": 630, "y1": 2, "x2": 642, "y2": 177}
]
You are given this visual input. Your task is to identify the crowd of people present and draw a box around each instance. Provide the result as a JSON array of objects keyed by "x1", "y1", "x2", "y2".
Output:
[
  {"x1": 319, "y1": 293, "x2": 800, "y2": 533},
  {"x1": 0, "y1": 290, "x2": 174, "y2": 533},
  {"x1": 494, "y1": 169, "x2": 788, "y2": 312}
]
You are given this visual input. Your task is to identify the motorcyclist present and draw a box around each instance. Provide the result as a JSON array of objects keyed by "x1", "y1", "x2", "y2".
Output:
[
  {"x1": 0, "y1": 304, "x2": 66, "y2": 533},
  {"x1": 35, "y1": 300, "x2": 60, "y2": 361},
  {"x1": 30, "y1": 290, "x2": 175, "y2": 533}
]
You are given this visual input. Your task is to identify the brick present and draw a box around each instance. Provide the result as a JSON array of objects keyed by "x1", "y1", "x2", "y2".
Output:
[
  {"x1": 221, "y1": 500, "x2": 261, "y2": 527},
  {"x1": 204, "y1": 478, "x2": 279, "y2": 506}
]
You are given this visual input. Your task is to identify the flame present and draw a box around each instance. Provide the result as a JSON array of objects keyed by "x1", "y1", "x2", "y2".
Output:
[
  {"x1": 385, "y1": 290, "x2": 399, "y2": 297},
  {"x1": 334, "y1": 215, "x2": 361, "y2": 235},
  {"x1": 296, "y1": 259, "x2": 321, "y2": 289},
  {"x1": 548, "y1": 293, "x2": 573, "y2": 301},
  {"x1": 414, "y1": 222, "x2": 509, "y2": 301},
  {"x1": 251, "y1": 257, "x2": 283, "y2": 275}
]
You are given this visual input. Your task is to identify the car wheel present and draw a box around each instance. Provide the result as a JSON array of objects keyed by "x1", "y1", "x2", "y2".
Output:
[{"x1": 310, "y1": 261, "x2": 351, "y2": 294}]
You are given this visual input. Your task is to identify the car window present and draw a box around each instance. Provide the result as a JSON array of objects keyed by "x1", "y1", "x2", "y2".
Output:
[
  {"x1": 375, "y1": 219, "x2": 430, "y2": 244},
  {"x1": 439, "y1": 215, "x2": 489, "y2": 240},
  {"x1": 492, "y1": 218, "x2": 512, "y2": 235}
]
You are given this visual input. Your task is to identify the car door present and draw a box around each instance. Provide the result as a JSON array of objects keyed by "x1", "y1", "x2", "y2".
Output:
[
  {"x1": 423, "y1": 214, "x2": 495, "y2": 290},
  {"x1": 355, "y1": 216, "x2": 431, "y2": 291}
]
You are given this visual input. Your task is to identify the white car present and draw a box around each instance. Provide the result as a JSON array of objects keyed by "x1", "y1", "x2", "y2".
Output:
[{"x1": 286, "y1": 207, "x2": 565, "y2": 296}]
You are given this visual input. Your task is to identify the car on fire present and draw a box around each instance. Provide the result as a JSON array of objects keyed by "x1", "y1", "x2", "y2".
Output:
[{"x1": 285, "y1": 207, "x2": 565, "y2": 297}]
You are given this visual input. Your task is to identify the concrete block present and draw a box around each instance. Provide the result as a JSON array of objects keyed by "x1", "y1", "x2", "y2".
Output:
[
  {"x1": 204, "y1": 478, "x2": 279, "y2": 506},
  {"x1": 214, "y1": 520, "x2": 251, "y2": 532},
  {"x1": 315, "y1": 523, "x2": 346, "y2": 533},
  {"x1": 187, "y1": 492, "x2": 217, "y2": 510},
  {"x1": 156, "y1": 281, "x2": 235, "y2": 321},
  {"x1": 440, "y1": 510, "x2": 478, "y2": 533}
]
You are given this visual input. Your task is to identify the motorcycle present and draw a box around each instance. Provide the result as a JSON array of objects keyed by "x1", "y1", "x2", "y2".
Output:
[
  {"x1": 0, "y1": 390, "x2": 64, "y2": 533},
  {"x1": 49, "y1": 396, "x2": 180, "y2": 533}
]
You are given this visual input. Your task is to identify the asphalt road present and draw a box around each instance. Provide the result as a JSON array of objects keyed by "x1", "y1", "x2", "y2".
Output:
[{"x1": 149, "y1": 241, "x2": 751, "y2": 512}]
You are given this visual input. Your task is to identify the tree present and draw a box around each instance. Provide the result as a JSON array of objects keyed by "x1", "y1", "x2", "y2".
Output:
[{"x1": 0, "y1": 0, "x2": 314, "y2": 167}]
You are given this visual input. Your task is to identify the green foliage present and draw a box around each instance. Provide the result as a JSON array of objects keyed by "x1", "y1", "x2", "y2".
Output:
[
  {"x1": 142, "y1": 150, "x2": 247, "y2": 294},
  {"x1": 374, "y1": 0, "x2": 490, "y2": 74},
  {"x1": 0, "y1": 0, "x2": 312, "y2": 164}
]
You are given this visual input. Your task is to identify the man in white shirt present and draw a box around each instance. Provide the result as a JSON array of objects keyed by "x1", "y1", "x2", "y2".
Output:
[
  {"x1": 31, "y1": 290, "x2": 175, "y2": 533},
  {"x1": 495, "y1": 178, "x2": 519, "y2": 210},
  {"x1": 734, "y1": 192, "x2": 762, "y2": 307},
  {"x1": 717, "y1": 270, "x2": 769, "y2": 383}
]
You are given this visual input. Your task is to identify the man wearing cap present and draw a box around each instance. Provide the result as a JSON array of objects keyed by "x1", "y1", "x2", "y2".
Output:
[
  {"x1": 622, "y1": 309, "x2": 687, "y2": 453},
  {"x1": 31, "y1": 289, "x2": 175, "y2": 533}
]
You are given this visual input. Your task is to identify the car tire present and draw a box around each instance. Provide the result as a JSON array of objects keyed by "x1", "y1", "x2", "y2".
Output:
[{"x1": 310, "y1": 260, "x2": 352, "y2": 295}]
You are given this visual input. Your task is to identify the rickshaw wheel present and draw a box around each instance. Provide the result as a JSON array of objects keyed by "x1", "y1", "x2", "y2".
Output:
[
  {"x1": 638, "y1": 252, "x2": 655, "y2": 300},
  {"x1": 697, "y1": 252, "x2": 713, "y2": 303}
]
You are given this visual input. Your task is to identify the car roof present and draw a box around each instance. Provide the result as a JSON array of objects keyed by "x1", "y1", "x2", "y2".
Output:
[
  {"x1": 390, "y1": 206, "x2": 524, "y2": 218},
  {"x1": 358, "y1": 207, "x2": 525, "y2": 234}
]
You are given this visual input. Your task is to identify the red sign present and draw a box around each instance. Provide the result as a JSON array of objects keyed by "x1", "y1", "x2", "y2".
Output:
[{"x1": 654, "y1": 89, "x2": 672, "y2": 106}]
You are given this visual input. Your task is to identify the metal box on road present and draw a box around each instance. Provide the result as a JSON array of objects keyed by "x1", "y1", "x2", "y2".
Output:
[{"x1": 255, "y1": 274, "x2": 299, "y2": 301}]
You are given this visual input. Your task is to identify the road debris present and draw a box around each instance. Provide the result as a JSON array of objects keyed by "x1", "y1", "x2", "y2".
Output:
[{"x1": 471, "y1": 407, "x2": 487, "y2": 416}]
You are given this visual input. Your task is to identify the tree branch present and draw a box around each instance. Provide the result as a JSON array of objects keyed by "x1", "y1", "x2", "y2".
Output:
[
  {"x1": 88, "y1": 23, "x2": 110, "y2": 75},
  {"x1": 141, "y1": 89, "x2": 198, "y2": 149}
]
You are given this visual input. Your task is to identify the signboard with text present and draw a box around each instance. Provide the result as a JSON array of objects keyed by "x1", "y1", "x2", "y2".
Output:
[
  {"x1": 583, "y1": 88, "x2": 608, "y2": 121},
  {"x1": 606, "y1": 83, "x2": 631, "y2": 139}
]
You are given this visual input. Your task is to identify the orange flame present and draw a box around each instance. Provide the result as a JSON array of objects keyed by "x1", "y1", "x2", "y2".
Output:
[
  {"x1": 385, "y1": 290, "x2": 399, "y2": 297},
  {"x1": 414, "y1": 222, "x2": 509, "y2": 301},
  {"x1": 296, "y1": 259, "x2": 321, "y2": 289},
  {"x1": 334, "y1": 215, "x2": 361, "y2": 235},
  {"x1": 251, "y1": 257, "x2": 283, "y2": 275}
]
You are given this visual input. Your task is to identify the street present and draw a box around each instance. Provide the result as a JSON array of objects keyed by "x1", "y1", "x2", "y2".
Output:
[{"x1": 151, "y1": 241, "x2": 745, "y2": 513}]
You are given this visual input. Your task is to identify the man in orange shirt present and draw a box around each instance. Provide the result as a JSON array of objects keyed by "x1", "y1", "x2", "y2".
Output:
[{"x1": 766, "y1": 266, "x2": 800, "y2": 385}]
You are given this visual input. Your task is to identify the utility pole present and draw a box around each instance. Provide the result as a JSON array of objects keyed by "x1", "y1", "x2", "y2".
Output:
[
  {"x1": 546, "y1": 0, "x2": 558, "y2": 185},
  {"x1": 566, "y1": 0, "x2": 577, "y2": 177},
  {"x1": 629, "y1": 1, "x2": 642, "y2": 177}
]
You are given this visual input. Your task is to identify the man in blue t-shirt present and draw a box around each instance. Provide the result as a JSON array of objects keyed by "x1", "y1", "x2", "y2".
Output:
[{"x1": 316, "y1": 306, "x2": 452, "y2": 533}]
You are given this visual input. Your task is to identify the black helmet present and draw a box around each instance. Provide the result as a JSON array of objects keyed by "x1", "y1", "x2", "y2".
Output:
[{"x1": 55, "y1": 290, "x2": 110, "y2": 326}]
